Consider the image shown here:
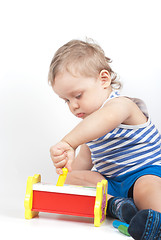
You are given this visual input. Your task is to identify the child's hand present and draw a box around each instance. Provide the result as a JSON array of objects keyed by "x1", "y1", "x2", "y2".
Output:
[{"x1": 50, "y1": 141, "x2": 75, "y2": 174}]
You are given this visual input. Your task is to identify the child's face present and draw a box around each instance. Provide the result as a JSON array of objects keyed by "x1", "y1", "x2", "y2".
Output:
[{"x1": 53, "y1": 71, "x2": 111, "y2": 119}]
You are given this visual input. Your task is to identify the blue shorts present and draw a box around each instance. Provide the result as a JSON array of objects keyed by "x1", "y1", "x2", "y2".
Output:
[{"x1": 102, "y1": 165, "x2": 161, "y2": 198}]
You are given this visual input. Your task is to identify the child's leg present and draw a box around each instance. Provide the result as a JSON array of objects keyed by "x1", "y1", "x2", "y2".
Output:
[
  {"x1": 107, "y1": 196, "x2": 138, "y2": 224},
  {"x1": 128, "y1": 209, "x2": 161, "y2": 239},
  {"x1": 133, "y1": 175, "x2": 161, "y2": 212},
  {"x1": 65, "y1": 170, "x2": 108, "y2": 188},
  {"x1": 127, "y1": 175, "x2": 161, "y2": 239},
  {"x1": 65, "y1": 170, "x2": 138, "y2": 223}
]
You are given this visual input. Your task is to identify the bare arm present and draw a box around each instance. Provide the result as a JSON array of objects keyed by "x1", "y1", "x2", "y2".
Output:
[
  {"x1": 50, "y1": 97, "x2": 147, "y2": 173},
  {"x1": 62, "y1": 97, "x2": 132, "y2": 149}
]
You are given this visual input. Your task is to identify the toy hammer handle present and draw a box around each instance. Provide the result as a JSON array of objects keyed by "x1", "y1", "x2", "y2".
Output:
[{"x1": 56, "y1": 168, "x2": 68, "y2": 186}]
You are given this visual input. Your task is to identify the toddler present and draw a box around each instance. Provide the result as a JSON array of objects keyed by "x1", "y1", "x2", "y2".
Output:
[{"x1": 48, "y1": 39, "x2": 161, "y2": 239}]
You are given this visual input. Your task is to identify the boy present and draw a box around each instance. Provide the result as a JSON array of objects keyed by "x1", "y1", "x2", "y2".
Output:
[{"x1": 48, "y1": 39, "x2": 161, "y2": 239}]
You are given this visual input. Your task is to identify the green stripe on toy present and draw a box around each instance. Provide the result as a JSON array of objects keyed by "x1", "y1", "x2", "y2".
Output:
[
  {"x1": 113, "y1": 220, "x2": 130, "y2": 237},
  {"x1": 118, "y1": 225, "x2": 130, "y2": 236}
]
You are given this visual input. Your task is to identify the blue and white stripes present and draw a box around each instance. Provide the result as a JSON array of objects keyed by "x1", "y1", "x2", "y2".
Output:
[{"x1": 86, "y1": 92, "x2": 161, "y2": 178}]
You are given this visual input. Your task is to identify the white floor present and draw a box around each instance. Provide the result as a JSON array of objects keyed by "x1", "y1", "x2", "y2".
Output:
[{"x1": 0, "y1": 195, "x2": 133, "y2": 240}]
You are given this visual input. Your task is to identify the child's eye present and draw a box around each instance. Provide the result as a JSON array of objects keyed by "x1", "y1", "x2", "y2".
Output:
[
  {"x1": 64, "y1": 99, "x2": 69, "y2": 103},
  {"x1": 76, "y1": 94, "x2": 82, "y2": 99}
]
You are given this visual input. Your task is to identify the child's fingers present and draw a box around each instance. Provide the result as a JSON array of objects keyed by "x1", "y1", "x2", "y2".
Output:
[
  {"x1": 52, "y1": 152, "x2": 67, "y2": 163},
  {"x1": 65, "y1": 149, "x2": 74, "y2": 172},
  {"x1": 50, "y1": 148, "x2": 64, "y2": 157},
  {"x1": 56, "y1": 168, "x2": 63, "y2": 175},
  {"x1": 50, "y1": 141, "x2": 75, "y2": 174},
  {"x1": 65, "y1": 160, "x2": 72, "y2": 172},
  {"x1": 54, "y1": 159, "x2": 67, "y2": 169}
]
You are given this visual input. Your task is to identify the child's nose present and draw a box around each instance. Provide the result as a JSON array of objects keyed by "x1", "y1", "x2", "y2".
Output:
[{"x1": 71, "y1": 100, "x2": 79, "y2": 110}]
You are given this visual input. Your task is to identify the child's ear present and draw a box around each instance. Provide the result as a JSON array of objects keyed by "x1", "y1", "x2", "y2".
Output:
[{"x1": 99, "y1": 70, "x2": 111, "y2": 88}]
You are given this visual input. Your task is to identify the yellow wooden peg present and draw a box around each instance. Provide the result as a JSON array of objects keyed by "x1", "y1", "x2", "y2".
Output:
[{"x1": 56, "y1": 168, "x2": 68, "y2": 186}]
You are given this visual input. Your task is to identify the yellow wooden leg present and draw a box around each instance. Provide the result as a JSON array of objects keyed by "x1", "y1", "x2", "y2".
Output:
[
  {"x1": 56, "y1": 168, "x2": 68, "y2": 186},
  {"x1": 94, "y1": 179, "x2": 108, "y2": 227},
  {"x1": 24, "y1": 174, "x2": 41, "y2": 219}
]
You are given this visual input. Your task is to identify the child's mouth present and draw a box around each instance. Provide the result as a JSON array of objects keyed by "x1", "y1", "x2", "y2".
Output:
[{"x1": 76, "y1": 113, "x2": 85, "y2": 118}]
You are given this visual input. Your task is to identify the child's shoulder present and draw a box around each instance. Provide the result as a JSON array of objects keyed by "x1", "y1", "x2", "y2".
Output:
[
  {"x1": 103, "y1": 96, "x2": 148, "y2": 126},
  {"x1": 104, "y1": 95, "x2": 135, "y2": 108}
]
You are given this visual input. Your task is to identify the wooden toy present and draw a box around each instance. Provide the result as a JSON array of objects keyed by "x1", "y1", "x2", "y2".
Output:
[
  {"x1": 113, "y1": 220, "x2": 129, "y2": 228},
  {"x1": 113, "y1": 220, "x2": 130, "y2": 236},
  {"x1": 24, "y1": 168, "x2": 108, "y2": 227}
]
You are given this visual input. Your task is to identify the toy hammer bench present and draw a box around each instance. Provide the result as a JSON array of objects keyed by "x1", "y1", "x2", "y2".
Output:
[{"x1": 24, "y1": 168, "x2": 108, "y2": 227}]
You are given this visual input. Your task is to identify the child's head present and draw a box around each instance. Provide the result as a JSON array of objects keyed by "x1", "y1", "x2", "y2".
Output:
[
  {"x1": 48, "y1": 39, "x2": 122, "y2": 118},
  {"x1": 48, "y1": 39, "x2": 121, "y2": 90}
]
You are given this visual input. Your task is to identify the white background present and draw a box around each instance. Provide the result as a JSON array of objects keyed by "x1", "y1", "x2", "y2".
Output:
[{"x1": 0, "y1": 0, "x2": 160, "y2": 239}]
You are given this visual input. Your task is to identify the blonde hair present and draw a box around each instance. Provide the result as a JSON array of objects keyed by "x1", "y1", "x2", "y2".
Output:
[{"x1": 48, "y1": 39, "x2": 122, "y2": 90}]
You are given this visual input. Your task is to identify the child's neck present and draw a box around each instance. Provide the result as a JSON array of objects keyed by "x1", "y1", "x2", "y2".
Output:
[{"x1": 105, "y1": 87, "x2": 113, "y2": 100}]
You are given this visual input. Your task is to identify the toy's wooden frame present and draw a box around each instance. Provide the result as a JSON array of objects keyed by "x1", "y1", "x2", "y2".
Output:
[{"x1": 24, "y1": 171, "x2": 108, "y2": 227}]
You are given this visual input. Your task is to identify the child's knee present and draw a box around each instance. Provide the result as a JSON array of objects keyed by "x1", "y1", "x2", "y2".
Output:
[{"x1": 133, "y1": 176, "x2": 152, "y2": 205}]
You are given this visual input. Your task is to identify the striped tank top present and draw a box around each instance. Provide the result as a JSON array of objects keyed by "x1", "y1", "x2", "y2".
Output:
[{"x1": 86, "y1": 91, "x2": 161, "y2": 178}]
